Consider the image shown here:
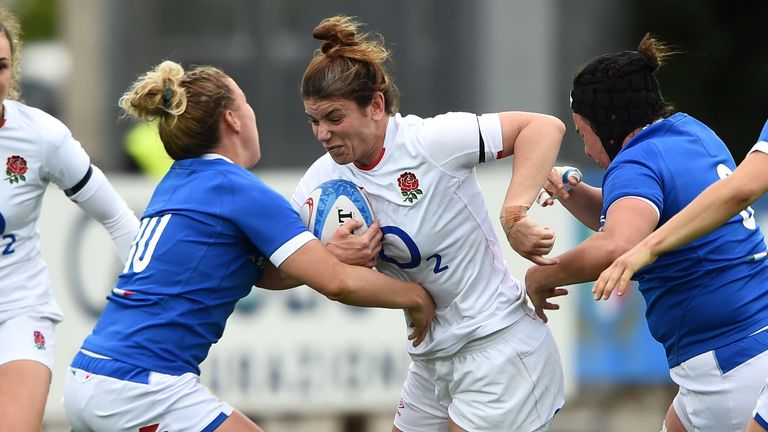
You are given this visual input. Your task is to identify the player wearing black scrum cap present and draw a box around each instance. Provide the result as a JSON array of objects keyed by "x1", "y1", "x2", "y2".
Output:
[{"x1": 527, "y1": 33, "x2": 768, "y2": 432}]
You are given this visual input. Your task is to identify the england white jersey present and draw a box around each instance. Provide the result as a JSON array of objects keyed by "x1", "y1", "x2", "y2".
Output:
[
  {"x1": 0, "y1": 100, "x2": 90, "y2": 322},
  {"x1": 292, "y1": 112, "x2": 527, "y2": 359}
]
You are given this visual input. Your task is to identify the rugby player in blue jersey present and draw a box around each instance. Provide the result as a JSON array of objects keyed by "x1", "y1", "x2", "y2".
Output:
[
  {"x1": 526, "y1": 35, "x2": 768, "y2": 432},
  {"x1": 62, "y1": 60, "x2": 435, "y2": 432}
]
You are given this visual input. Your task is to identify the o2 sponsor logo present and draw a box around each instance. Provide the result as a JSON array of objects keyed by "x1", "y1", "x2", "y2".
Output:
[{"x1": 0, "y1": 212, "x2": 16, "y2": 256}]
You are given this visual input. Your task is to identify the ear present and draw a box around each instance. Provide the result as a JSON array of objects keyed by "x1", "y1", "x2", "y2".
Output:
[
  {"x1": 222, "y1": 110, "x2": 241, "y2": 133},
  {"x1": 369, "y1": 92, "x2": 386, "y2": 121}
]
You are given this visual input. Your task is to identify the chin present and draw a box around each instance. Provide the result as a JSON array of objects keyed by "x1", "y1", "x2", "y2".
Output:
[{"x1": 330, "y1": 155, "x2": 353, "y2": 165}]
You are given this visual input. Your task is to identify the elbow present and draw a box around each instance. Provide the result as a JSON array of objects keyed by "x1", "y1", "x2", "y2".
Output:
[
  {"x1": 729, "y1": 181, "x2": 762, "y2": 209},
  {"x1": 323, "y1": 285, "x2": 347, "y2": 302},
  {"x1": 604, "y1": 237, "x2": 638, "y2": 262},
  {"x1": 536, "y1": 114, "x2": 566, "y2": 138},
  {"x1": 550, "y1": 115, "x2": 567, "y2": 137},
  {"x1": 314, "y1": 268, "x2": 350, "y2": 302}
]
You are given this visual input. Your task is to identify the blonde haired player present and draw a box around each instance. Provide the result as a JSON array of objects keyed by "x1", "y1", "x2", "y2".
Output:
[{"x1": 63, "y1": 60, "x2": 435, "y2": 432}]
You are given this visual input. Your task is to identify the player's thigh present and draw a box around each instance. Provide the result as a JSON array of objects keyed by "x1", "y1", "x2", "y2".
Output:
[
  {"x1": 748, "y1": 418, "x2": 768, "y2": 432},
  {"x1": 0, "y1": 313, "x2": 55, "y2": 432},
  {"x1": 663, "y1": 403, "x2": 686, "y2": 432},
  {"x1": 392, "y1": 360, "x2": 449, "y2": 432},
  {"x1": 0, "y1": 312, "x2": 56, "y2": 370},
  {"x1": 448, "y1": 417, "x2": 466, "y2": 432},
  {"x1": 214, "y1": 409, "x2": 263, "y2": 432},
  {"x1": 670, "y1": 345, "x2": 768, "y2": 432},
  {"x1": 449, "y1": 315, "x2": 564, "y2": 432},
  {"x1": 0, "y1": 360, "x2": 51, "y2": 432},
  {"x1": 751, "y1": 379, "x2": 768, "y2": 432}
]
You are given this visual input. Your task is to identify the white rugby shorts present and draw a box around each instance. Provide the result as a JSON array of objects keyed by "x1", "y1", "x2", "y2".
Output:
[
  {"x1": 63, "y1": 350, "x2": 234, "y2": 432},
  {"x1": 752, "y1": 378, "x2": 768, "y2": 430},
  {"x1": 393, "y1": 313, "x2": 564, "y2": 432},
  {"x1": 0, "y1": 312, "x2": 56, "y2": 370},
  {"x1": 670, "y1": 328, "x2": 768, "y2": 432}
]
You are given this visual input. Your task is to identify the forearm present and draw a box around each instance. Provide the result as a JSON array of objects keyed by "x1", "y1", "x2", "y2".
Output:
[
  {"x1": 529, "y1": 232, "x2": 622, "y2": 289},
  {"x1": 502, "y1": 114, "x2": 564, "y2": 207},
  {"x1": 329, "y1": 264, "x2": 422, "y2": 309},
  {"x1": 560, "y1": 182, "x2": 603, "y2": 230},
  {"x1": 646, "y1": 174, "x2": 761, "y2": 256},
  {"x1": 280, "y1": 240, "x2": 425, "y2": 309}
]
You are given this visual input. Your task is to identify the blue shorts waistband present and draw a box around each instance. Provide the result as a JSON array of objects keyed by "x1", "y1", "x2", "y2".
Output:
[
  {"x1": 71, "y1": 350, "x2": 151, "y2": 384},
  {"x1": 714, "y1": 328, "x2": 768, "y2": 375}
]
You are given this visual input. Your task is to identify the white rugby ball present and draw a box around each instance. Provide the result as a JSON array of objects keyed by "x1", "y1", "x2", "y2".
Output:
[{"x1": 299, "y1": 179, "x2": 375, "y2": 244}]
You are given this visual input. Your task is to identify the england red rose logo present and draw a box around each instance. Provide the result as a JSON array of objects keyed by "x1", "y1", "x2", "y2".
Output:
[
  {"x1": 33, "y1": 330, "x2": 46, "y2": 350},
  {"x1": 5, "y1": 155, "x2": 28, "y2": 184},
  {"x1": 397, "y1": 172, "x2": 423, "y2": 203}
]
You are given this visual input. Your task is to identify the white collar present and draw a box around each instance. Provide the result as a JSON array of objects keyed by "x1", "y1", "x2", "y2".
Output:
[{"x1": 200, "y1": 153, "x2": 234, "y2": 164}]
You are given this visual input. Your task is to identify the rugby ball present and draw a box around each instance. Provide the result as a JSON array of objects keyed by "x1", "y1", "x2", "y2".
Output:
[{"x1": 299, "y1": 179, "x2": 375, "y2": 244}]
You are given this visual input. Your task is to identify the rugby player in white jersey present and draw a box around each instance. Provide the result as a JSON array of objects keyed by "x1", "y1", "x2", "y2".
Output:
[
  {"x1": 63, "y1": 60, "x2": 435, "y2": 432},
  {"x1": 293, "y1": 15, "x2": 567, "y2": 432},
  {"x1": 0, "y1": 9, "x2": 139, "y2": 432}
]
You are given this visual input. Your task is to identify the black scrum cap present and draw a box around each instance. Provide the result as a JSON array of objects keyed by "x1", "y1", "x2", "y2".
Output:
[{"x1": 570, "y1": 51, "x2": 663, "y2": 160}]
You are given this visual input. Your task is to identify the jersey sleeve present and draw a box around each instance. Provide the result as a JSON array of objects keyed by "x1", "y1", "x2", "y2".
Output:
[
  {"x1": 602, "y1": 144, "x2": 664, "y2": 216},
  {"x1": 748, "y1": 118, "x2": 768, "y2": 155},
  {"x1": 229, "y1": 175, "x2": 314, "y2": 267},
  {"x1": 41, "y1": 116, "x2": 91, "y2": 190},
  {"x1": 416, "y1": 112, "x2": 503, "y2": 176}
]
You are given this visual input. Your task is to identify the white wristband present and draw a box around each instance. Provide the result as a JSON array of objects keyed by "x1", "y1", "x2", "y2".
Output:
[{"x1": 536, "y1": 166, "x2": 582, "y2": 205}]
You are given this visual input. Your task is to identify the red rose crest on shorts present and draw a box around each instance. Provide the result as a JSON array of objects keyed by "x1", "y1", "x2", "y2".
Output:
[
  {"x1": 5, "y1": 155, "x2": 28, "y2": 184},
  {"x1": 397, "y1": 171, "x2": 423, "y2": 203},
  {"x1": 33, "y1": 330, "x2": 46, "y2": 350}
]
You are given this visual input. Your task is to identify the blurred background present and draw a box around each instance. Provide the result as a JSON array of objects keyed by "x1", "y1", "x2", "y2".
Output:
[{"x1": 4, "y1": 0, "x2": 767, "y2": 431}]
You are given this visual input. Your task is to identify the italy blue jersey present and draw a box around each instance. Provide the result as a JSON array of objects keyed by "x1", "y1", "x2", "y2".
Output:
[
  {"x1": 602, "y1": 113, "x2": 768, "y2": 367},
  {"x1": 81, "y1": 156, "x2": 313, "y2": 375}
]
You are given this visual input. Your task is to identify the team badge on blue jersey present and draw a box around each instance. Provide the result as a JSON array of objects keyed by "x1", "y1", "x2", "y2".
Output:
[
  {"x1": 397, "y1": 171, "x2": 423, "y2": 203},
  {"x1": 4, "y1": 155, "x2": 28, "y2": 184}
]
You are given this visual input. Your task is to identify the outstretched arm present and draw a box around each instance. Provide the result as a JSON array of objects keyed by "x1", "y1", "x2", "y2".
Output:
[
  {"x1": 257, "y1": 239, "x2": 435, "y2": 347},
  {"x1": 68, "y1": 165, "x2": 140, "y2": 262},
  {"x1": 525, "y1": 197, "x2": 658, "y2": 321},
  {"x1": 594, "y1": 150, "x2": 768, "y2": 299}
]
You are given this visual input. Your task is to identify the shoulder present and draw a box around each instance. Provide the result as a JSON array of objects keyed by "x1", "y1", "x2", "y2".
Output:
[
  {"x1": 300, "y1": 154, "x2": 340, "y2": 182},
  {"x1": 220, "y1": 163, "x2": 285, "y2": 204},
  {"x1": 655, "y1": 113, "x2": 716, "y2": 139},
  {"x1": 209, "y1": 160, "x2": 266, "y2": 191},
  {"x1": 398, "y1": 111, "x2": 479, "y2": 132},
  {"x1": 7, "y1": 100, "x2": 70, "y2": 135}
]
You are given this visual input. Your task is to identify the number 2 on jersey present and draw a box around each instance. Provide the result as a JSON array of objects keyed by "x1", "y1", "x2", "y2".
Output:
[
  {"x1": 379, "y1": 225, "x2": 449, "y2": 274},
  {"x1": 0, "y1": 212, "x2": 13, "y2": 255}
]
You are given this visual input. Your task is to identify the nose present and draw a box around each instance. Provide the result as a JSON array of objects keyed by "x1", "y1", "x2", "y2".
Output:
[{"x1": 316, "y1": 122, "x2": 332, "y2": 142}]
